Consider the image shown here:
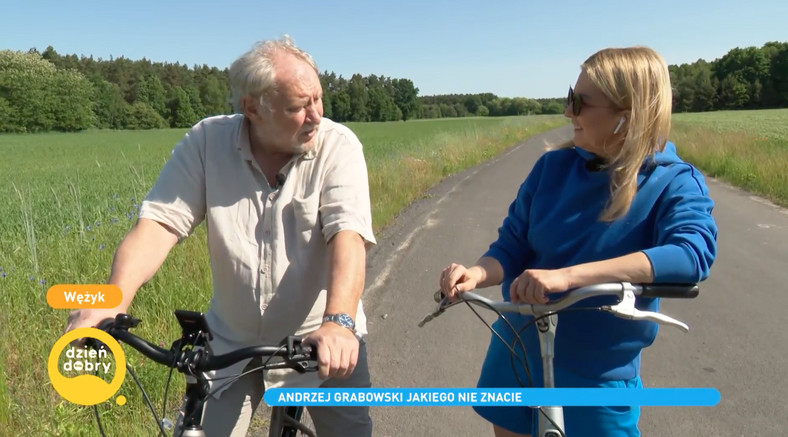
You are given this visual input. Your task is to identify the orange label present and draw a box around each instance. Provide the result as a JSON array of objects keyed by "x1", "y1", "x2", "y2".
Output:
[{"x1": 46, "y1": 285, "x2": 122, "y2": 309}]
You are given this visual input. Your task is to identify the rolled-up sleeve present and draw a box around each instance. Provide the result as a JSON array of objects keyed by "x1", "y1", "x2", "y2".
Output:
[
  {"x1": 139, "y1": 124, "x2": 207, "y2": 240},
  {"x1": 642, "y1": 167, "x2": 718, "y2": 282},
  {"x1": 318, "y1": 131, "x2": 376, "y2": 246}
]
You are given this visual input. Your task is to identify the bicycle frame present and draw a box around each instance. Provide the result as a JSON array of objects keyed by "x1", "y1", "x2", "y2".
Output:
[
  {"x1": 534, "y1": 312, "x2": 563, "y2": 437},
  {"x1": 420, "y1": 282, "x2": 698, "y2": 437},
  {"x1": 270, "y1": 406, "x2": 316, "y2": 437}
]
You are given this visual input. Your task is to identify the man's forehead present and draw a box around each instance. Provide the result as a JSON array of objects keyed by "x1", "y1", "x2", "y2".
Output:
[{"x1": 271, "y1": 56, "x2": 319, "y2": 97}]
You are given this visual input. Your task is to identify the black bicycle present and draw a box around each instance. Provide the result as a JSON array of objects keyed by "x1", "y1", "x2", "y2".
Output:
[{"x1": 88, "y1": 310, "x2": 319, "y2": 437}]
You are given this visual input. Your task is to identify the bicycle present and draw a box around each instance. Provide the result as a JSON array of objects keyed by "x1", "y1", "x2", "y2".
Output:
[
  {"x1": 419, "y1": 282, "x2": 699, "y2": 437},
  {"x1": 87, "y1": 310, "x2": 319, "y2": 437}
]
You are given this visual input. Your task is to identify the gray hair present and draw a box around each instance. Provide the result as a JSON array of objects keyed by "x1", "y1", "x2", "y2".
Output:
[{"x1": 228, "y1": 35, "x2": 318, "y2": 113}]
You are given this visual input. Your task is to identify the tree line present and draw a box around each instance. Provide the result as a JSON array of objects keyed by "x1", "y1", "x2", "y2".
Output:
[
  {"x1": 0, "y1": 42, "x2": 786, "y2": 133},
  {"x1": 671, "y1": 41, "x2": 788, "y2": 112}
]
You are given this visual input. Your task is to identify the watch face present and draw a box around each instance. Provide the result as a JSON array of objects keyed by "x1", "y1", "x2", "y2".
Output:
[
  {"x1": 326, "y1": 313, "x2": 355, "y2": 329},
  {"x1": 337, "y1": 313, "x2": 354, "y2": 328}
]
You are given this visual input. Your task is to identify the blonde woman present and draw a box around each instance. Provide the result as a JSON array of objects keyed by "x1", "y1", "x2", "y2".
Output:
[{"x1": 440, "y1": 47, "x2": 717, "y2": 436}]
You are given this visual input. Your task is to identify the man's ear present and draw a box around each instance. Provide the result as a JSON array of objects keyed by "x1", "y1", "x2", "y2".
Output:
[{"x1": 241, "y1": 96, "x2": 261, "y2": 121}]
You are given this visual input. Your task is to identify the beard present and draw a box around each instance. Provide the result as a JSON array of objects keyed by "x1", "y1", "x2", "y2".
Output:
[
  {"x1": 288, "y1": 125, "x2": 320, "y2": 154},
  {"x1": 251, "y1": 125, "x2": 320, "y2": 156}
]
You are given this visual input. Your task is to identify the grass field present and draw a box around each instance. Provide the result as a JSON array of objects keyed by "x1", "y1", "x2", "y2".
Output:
[
  {"x1": 0, "y1": 115, "x2": 567, "y2": 436},
  {"x1": 2, "y1": 108, "x2": 785, "y2": 435},
  {"x1": 672, "y1": 108, "x2": 788, "y2": 207}
]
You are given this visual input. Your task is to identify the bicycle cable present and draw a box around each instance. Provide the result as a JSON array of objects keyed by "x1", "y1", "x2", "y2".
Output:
[
  {"x1": 92, "y1": 363, "x2": 168, "y2": 437},
  {"x1": 534, "y1": 407, "x2": 567, "y2": 437},
  {"x1": 459, "y1": 297, "x2": 568, "y2": 435},
  {"x1": 461, "y1": 298, "x2": 533, "y2": 388},
  {"x1": 159, "y1": 346, "x2": 180, "y2": 430},
  {"x1": 93, "y1": 399, "x2": 107, "y2": 437},
  {"x1": 127, "y1": 363, "x2": 169, "y2": 436},
  {"x1": 175, "y1": 342, "x2": 291, "y2": 433},
  {"x1": 512, "y1": 307, "x2": 602, "y2": 437}
]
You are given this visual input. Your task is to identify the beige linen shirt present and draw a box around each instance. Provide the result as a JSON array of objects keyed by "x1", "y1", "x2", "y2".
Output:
[{"x1": 140, "y1": 114, "x2": 375, "y2": 389}]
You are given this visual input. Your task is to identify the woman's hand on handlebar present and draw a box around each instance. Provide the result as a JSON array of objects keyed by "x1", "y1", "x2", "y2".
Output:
[
  {"x1": 440, "y1": 263, "x2": 482, "y2": 299},
  {"x1": 510, "y1": 268, "x2": 571, "y2": 305}
]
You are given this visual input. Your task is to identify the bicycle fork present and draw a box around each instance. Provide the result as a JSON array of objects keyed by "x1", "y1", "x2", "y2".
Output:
[{"x1": 535, "y1": 313, "x2": 565, "y2": 437}]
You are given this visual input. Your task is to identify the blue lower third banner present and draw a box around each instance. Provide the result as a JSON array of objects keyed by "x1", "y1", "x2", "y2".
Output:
[{"x1": 264, "y1": 388, "x2": 720, "y2": 407}]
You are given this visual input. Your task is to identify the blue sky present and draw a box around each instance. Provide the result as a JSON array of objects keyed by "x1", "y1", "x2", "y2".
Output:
[{"x1": 2, "y1": 0, "x2": 786, "y2": 98}]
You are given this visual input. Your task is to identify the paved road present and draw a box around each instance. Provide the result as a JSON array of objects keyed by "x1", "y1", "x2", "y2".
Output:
[{"x1": 362, "y1": 125, "x2": 788, "y2": 436}]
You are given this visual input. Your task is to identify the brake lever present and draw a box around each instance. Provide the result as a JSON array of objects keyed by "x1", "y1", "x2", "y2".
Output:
[
  {"x1": 603, "y1": 289, "x2": 689, "y2": 332},
  {"x1": 286, "y1": 336, "x2": 318, "y2": 373},
  {"x1": 417, "y1": 291, "x2": 463, "y2": 327}
]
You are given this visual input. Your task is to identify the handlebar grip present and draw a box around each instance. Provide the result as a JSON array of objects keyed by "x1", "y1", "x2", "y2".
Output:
[
  {"x1": 95, "y1": 318, "x2": 116, "y2": 332},
  {"x1": 84, "y1": 318, "x2": 117, "y2": 351},
  {"x1": 639, "y1": 284, "x2": 699, "y2": 298}
]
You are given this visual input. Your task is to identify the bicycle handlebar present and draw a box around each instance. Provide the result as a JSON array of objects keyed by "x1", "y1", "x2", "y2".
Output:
[
  {"x1": 89, "y1": 314, "x2": 318, "y2": 374},
  {"x1": 420, "y1": 282, "x2": 699, "y2": 332},
  {"x1": 639, "y1": 283, "x2": 699, "y2": 298}
]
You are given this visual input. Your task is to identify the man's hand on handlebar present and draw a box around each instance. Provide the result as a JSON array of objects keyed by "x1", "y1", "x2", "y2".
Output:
[
  {"x1": 65, "y1": 308, "x2": 126, "y2": 346},
  {"x1": 303, "y1": 323, "x2": 359, "y2": 380}
]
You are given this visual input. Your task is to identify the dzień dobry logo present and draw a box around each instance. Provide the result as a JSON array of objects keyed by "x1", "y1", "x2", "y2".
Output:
[
  {"x1": 48, "y1": 327, "x2": 127, "y2": 406},
  {"x1": 47, "y1": 285, "x2": 127, "y2": 406}
]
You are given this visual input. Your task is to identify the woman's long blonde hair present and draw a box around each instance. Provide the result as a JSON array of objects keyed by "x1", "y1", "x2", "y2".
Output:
[{"x1": 582, "y1": 46, "x2": 673, "y2": 221}]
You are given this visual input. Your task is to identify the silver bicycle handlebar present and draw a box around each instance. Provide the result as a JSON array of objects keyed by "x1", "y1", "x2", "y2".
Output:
[{"x1": 418, "y1": 282, "x2": 691, "y2": 332}]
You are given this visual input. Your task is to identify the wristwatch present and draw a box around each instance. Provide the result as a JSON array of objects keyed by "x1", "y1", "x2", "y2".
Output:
[{"x1": 323, "y1": 313, "x2": 356, "y2": 332}]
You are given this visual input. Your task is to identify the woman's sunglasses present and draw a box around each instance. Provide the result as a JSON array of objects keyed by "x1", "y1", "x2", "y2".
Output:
[
  {"x1": 566, "y1": 86, "x2": 614, "y2": 116},
  {"x1": 566, "y1": 86, "x2": 584, "y2": 116}
]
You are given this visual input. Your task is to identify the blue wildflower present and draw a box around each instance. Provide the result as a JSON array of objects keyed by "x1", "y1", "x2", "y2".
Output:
[
  {"x1": 110, "y1": 207, "x2": 115, "y2": 212},
  {"x1": 28, "y1": 276, "x2": 34, "y2": 281},
  {"x1": 111, "y1": 218, "x2": 118, "y2": 223},
  {"x1": 86, "y1": 225, "x2": 92, "y2": 231},
  {"x1": 1, "y1": 273, "x2": 6, "y2": 278},
  {"x1": 39, "y1": 279, "x2": 46, "y2": 284},
  {"x1": 99, "y1": 245, "x2": 105, "y2": 250}
]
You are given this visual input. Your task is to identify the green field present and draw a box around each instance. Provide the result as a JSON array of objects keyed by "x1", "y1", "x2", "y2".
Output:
[
  {"x1": 2, "y1": 109, "x2": 786, "y2": 435},
  {"x1": 672, "y1": 108, "x2": 788, "y2": 207},
  {"x1": 0, "y1": 115, "x2": 567, "y2": 436}
]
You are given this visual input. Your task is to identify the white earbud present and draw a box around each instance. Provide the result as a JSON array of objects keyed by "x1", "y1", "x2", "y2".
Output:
[{"x1": 613, "y1": 117, "x2": 626, "y2": 134}]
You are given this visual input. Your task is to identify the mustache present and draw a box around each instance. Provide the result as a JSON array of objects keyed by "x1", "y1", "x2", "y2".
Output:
[{"x1": 300, "y1": 124, "x2": 319, "y2": 134}]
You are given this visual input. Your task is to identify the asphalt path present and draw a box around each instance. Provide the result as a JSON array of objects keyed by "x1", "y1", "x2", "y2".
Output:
[{"x1": 362, "y1": 125, "x2": 788, "y2": 436}]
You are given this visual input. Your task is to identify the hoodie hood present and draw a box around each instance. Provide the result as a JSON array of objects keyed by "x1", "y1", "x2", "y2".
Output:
[
  {"x1": 573, "y1": 141, "x2": 682, "y2": 169},
  {"x1": 652, "y1": 141, "x2": 681, "y2": 165}
]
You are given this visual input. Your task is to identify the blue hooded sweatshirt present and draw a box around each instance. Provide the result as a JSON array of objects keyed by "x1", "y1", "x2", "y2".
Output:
[{"x1": 481, "y1": 142, "x2": 717, "y2": 381}]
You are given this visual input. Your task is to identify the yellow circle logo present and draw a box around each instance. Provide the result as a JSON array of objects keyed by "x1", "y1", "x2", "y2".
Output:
[{"x1": 47, "y1": 328, "x2": 126, "y2": 406}]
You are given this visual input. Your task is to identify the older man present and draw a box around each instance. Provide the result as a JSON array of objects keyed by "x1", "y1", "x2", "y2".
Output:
[{"x1": 66, "y1": 36, "x2": 375, "y2": 436}]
